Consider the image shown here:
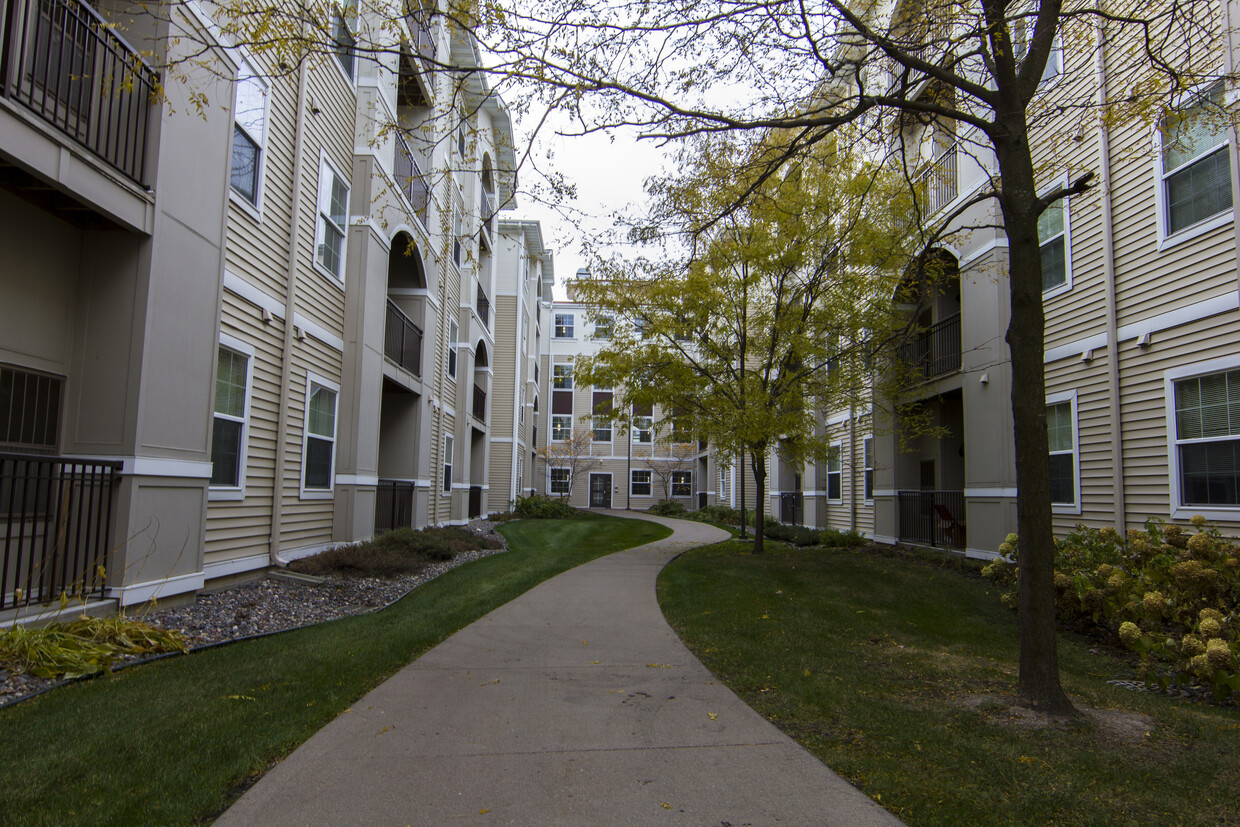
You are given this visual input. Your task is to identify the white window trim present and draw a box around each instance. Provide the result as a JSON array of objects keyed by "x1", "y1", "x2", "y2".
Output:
[
  {"x1": 553, "y1": 364, "x2": 573, "y2": 389},
  {"x1": 1164, "y1": 354, "x2": 1240, "y2": 520},
  {"x1": 228, "y1": 59, "x2": 268, "y2": 220},
  {"x1": 300, "y1": 372, "x2": 340, "y2": 500},
  {"x1": 630, "y1": 469, "x2": 653, "y2": 498},
  {"x1": 827, "y1": 441, "x2": 843, "y2": 503},
  {"x1": 671, "y1": 470, "x2": 693, "y2": 498},
  {"x1": 448, "y1": 320, "x2": 459, "y2": 380},
  {"x1": 551, "y1": 414, "x2": 573, "y2": 442},
  {"x1": 554, "y1": 313, "x2": 575, "y2": 339},
  {"x1": 548, "y1": 466, "x2": 571, "y2": 496},
  {"x1": 314, "y1": 151, "x2": 350, "y2": 286},
  {"x1": 1046, "y1": 389, "x2": 1081, "y2": 515},
  {"x1": 632, "y1": 415, "x2": 653, "y2": 444},
  {"x1": 1153, "y1": 87, "x2": 1235, "y2": 251},
  {"x1": 592, "y1": 415, "x2": 613, "y2": 443},
  {"x1": 329, "y1": 3, "x2": 359, "y2": 88},
  {"x1": 209, "y1": 334, "x2": 255, "y2": 502},
  {"x1": 442, "y1": 433, "x2": 454, "y2": 496},
  {"x1": 863, "y1": 434, "x2": 874, "y2": 504},
  {"x1": 1039, "y1": 175, "x2": 1073, "y2": 300}
]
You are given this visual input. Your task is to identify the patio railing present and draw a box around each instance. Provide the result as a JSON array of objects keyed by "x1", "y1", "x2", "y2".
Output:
[
  {"x1": 897, "y1": 490, "x2": 966, "y2": 549},
  {"x1": 902, "y1": 313, "x2": 961, "y2": 378},
  {"x1": 384, "y1": 298, "x2": 423, "y2": 377}
]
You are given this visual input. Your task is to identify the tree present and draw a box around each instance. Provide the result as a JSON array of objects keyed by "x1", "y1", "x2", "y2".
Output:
[
  {"x1": 575, "y1": 134, "x2": 922, "y2": 553},
  {"x1": 468, "y1": 0, "x2": 1233, "y2": 716},
  {"x1": 646, "y1": 439, "x2": 699, "y2": 502},
  {"x1": 536, "y1": 428, "x2": 602, "y2": 499}
]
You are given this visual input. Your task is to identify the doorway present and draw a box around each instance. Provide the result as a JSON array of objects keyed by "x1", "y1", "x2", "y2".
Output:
[{"x1": 589, "y1": 473, "x2": 612, "y2": 509}]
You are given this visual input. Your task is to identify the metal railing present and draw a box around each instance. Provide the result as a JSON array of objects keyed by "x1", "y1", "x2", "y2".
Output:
[
  {"x1": 404, "y1": 4, "x2": 435, "y2": 61},
  {"x1": 1, "y1": 0, "x2": 157, "y2": 186},
  {"x1": 472, "y1": 384, "x2": 486, "y2": 423},
  {"x1": 2, "y1": 452, "x2": 121, "y2": 610},
  {"x1": 916, "y1": 143, "x2": 958, "y2": 216},
  {"x1": 384, "y1": 298, "x2": 423, "y2": 377},
  {"x1": 467, "y1": 485, "x2": 482, "y2": 519},
  {"x1": 780, "y1": 491, "x2": 803, "y2": 525},
  {"x1": 374, "y1": 479, "x2": 415, "y2": 534},
  {"x1": 393, "y1": 132, "x2": 429, "y2": 227},
  {"x1": 476, "y1": 284, "x2": 490, "y2": 327},
  {"x1": 902, "y1": 313, "x2": 961, "y2": 378},
  {"x1": 897, "y1": 490, "x2": 966, "y2": 549}
]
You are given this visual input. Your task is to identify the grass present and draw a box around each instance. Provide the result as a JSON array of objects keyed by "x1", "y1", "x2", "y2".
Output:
[
  {"x1": 0, "y1": 513, "x2": 670, "y2": 826},
  {"x1": 657, "y1": 540, "x2": 1240, "y2": 827}
]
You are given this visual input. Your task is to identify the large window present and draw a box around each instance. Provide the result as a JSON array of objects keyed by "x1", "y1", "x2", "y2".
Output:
[
  {"x1": 827, "y1": 443, "x2": 842, "y2": 501},
  {"x1": 0, "y1": 364, "x2": 62, "y2": 453},
  {"x1": 1039, "y1": 198, "x2": 1069, "y2": 292},
  {"x1": 592, "y1": 390, "x2": 613, "y2": 443},
  {"x1": 551, "y1": 415, "x2": 572, "y2": 441},
  {"x1": 554, "y1": 313, "x2": 574, "y2": 338},
  {"x1": 632, "y1": 403, "x2": 653, "y2": 444},
  {"x1": 333, "y1": 6, "x2": 356, "y2": 81},
  {"x1": 448, "y1": 320, "x2": 458, "y2": 379},
  {"x1": 302, "y1": 378, "x2": 338, "y2": 495},
  {"x1": 211, "y1": 344, "x2": 252, "y2": 492},
  {"x1": 315, "y1": 156, "x2": 349, "y2": 279},
  {"x1": 631, "y1": 469, "x2": 652, "y2": 497},
  {"x1": 672, "y1": 471, "x2": 692, "y2": 497},
  {"x1": 593, "y1": 316, "x2": 613, "y2": 340},
  {"x1": 553, "y1": 364, "x2": 573, "y2": 389},
  {"x1": 1162, "y1": 84, "x2": 1233, "y2": 238},
  {"x1": 442, "y1": 434, "x2": 453, "y2": 493},
  {"x1": 230, "y1": 62, "x2": 267, "y2": 207},
  {"x1": 1173, "y1": 368, "x2": 1240, "y2": 507},
  {"x1": 1047, "y1": 397, "x2": 1078, "y2": 508},
  {"x1": 863, "y1": 437, "x2": 874, "y2": 502},
  {"x1": 550, "y1": 468, "x2": 571, "y2": 495}
]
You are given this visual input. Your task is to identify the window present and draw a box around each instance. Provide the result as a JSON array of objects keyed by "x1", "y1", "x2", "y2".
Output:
[
  {"x1": 1162, "y1": 84, "x2": 1233, "y2": 238},
  {"x1": 302, "y1": 378, "x2": 338, "y2": 494},
  {"x1": 864, "y1": 437, "x2": 874, "y2": 501},
  {"x1": 551, "y1": 415, "x2": 572, "y2": 441},
  {"x1": 1172, "y1": 368, "x2": 1240, "y2": 508},
  {"x1": 553, "y1": 364, "x2": 573, "y2": 389},
  {"x1": 827, "y1": 443, "x2": 842, "y2": 501},
  {"x1": 333, "y1": 7, "x2": 356, "y2": 81},
  {"x1": 1013, "y1": 22, "x2": 1062, "y2": 88},
  {"x1": 1039, "y1": 197, "x2": 1069, "y2": 292},
  {"x1": 211, "y1": 345, "x2": 251, "y2": 490},
  {"x1": 592, "y1": 391, "x2": 612, "y2": 442},
  {"x1": 519, "y1": 386, "x2": 525, "y2": 425},
  {"x1": 554, "y1": 313, "x2": 574, "y2": 338},
  {"x1": 0, "y1": 364, "x2": 62, "y2": 453},
  {"x1": 633, "y1": 318, "x2": 648, "y2": 339},
  {"x1": 442, "y1": 434, "x2": 453, "y2": 493},
  {"x1": 594, "y1": 316, "x2": 613, "y2": 340},
  {"x1": 632, "y1": 403, "x2": 652, "y2": 444},
  {"x1": 631, "y1": 469, "x2": 652, "y2": 497},
  {"x1": 230, "y1": 62, "x2": 267, "y2": 207},
  {"x1": 1046, "y1": 396, "x2": 1078, "y2": 508},
  {"x1": 550, "y1": 468, "x2": 571, "y2": 495},
  {"x1": 448, "y1": 321, "x2": 458, "y2": 378},
  {"x1": 452, "y1": 211, "x2": 463, "y2": 268},
  {"x1": 315, "y1": 156, "x2": 349, "y2": 279},
  {"x1": 672, "y1": 471, "x2": 692, "y2": 497}
]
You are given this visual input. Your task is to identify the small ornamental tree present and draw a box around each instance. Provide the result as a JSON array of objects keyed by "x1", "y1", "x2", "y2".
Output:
[{"x1": 536, "y1": 428, "x2": 601, "y2": 499}]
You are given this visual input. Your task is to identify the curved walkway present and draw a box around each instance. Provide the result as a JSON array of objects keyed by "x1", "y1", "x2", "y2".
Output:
[{"x1": 218, "y1": 512, "x2": 902, "y2": 826}]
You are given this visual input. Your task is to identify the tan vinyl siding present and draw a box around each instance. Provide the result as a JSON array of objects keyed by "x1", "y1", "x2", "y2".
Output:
[{"x1": 278, "y1": 339, "x2": 343, "y2": 549}]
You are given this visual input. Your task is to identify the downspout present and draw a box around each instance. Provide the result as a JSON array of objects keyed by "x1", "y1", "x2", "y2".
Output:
[
  {"x1": 269, "y1": 54, "x2": 312, "y2": 567},
  {"x1": 1224, "y1": 0, "x2": 1240, "y2": 295},
  {"x1": 1095, "y1": 18, "x2": 1126, "y2": 533},
  {"x1": 849, "y1": 403, "x2": 858, "y2": 532}
]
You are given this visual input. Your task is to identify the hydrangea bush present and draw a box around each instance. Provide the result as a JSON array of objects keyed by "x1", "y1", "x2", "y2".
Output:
[{"x1": 982, "y1": 517, "x2": 1240, "y2": 700}]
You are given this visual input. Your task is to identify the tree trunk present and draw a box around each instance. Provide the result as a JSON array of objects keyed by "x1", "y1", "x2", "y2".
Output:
[
  {"x1": 994, "y1": 129, "x2": 1077, "y2": 716},
  {"x1": 750, "y1": 447, "x2": 767, "y2": 555},
  {"x1": 739, "y1": 450, "x2": 748, "y2": 538}
]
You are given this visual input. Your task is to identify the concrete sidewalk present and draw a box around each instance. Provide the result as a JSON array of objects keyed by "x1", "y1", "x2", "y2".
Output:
[{"x1": 218, "y1": 512, "x2": 903, "y2": 826}]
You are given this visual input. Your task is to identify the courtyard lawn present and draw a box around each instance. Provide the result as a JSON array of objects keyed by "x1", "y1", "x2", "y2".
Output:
[
  {"x1": 0, "y1": 513, "x2": 669, "y2": 826},
  {"x1": 658, "y1": 540, "x2": 1240, "y2": 827}
]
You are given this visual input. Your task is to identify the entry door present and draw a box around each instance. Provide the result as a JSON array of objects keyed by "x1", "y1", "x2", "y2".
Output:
[{"x1": 589, "y1": 474, "x2": 611, "y2": 508}]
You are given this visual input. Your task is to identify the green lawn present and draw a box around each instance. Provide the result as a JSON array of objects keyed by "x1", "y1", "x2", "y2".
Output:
[
  {"x1": 658, "y1": 541, "x2": 1240, "y2": 827},
  {"x1": 0, "y1": 513, "x2": 670, "y2": 826}
]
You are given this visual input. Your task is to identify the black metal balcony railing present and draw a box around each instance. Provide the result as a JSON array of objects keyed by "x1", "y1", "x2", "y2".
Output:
[
  {"x1": 2, "y1": 452, "x2": 121, "y2": 611},
  {"x1": 916, "y1": 144, "x2": 958, "y2": 216},
  {"x1": 1, "y1": 0, "x2": 157, "y2": 187},
  {"x1": 393, "y1": 132, "x2": 429, "y2": 227},
  {"x1": 780, "y1": 491, "x2": 803, "y2": 526},
  {"x1": 374, "y1": 479, "x2": 415, "y2": 534},
  {"x1": 404, "y1": 4, "x2": 435, "y2": 62},
  {"x1": 468, "y1": 485, "x2": 482, "y2": 519},
  {"x1": 384, "y1": 298, "x2": 423, "y2": 377},
  {"x1": 480, "y1": 188, "x2": 494, "y2": 238},
  {"x1": 476, "y1": 284, "x2": 490, "y2": 327},
  {"x1": 472, "y1": 384, "x2": 486, "y2": 423},
  {"x1": 897, "y1": 490, "x2": 966, "y2": 549},
  {"x1": 902, "y1": 313, "x2": 961, "y2": 378}
]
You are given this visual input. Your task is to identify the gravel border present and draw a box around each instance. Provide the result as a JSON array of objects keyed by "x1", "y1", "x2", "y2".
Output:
[{"x1": 0, "y1": 520, "x2": 510, "y2": 708}]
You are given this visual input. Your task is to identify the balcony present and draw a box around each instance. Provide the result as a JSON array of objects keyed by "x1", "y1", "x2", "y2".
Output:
[
  {"x1": 897, "y1": 490, "x2": 966, "y2": 549},
  {"x1": 902, "y1": 313, "x2": 961, "y2": 379},
  {"x1": 404, "y1": 3, "x2": 436, "y2": 62},
  {"x1": 472, "y1": 384, "x2": 486, "y2": 423},
  {"x1": 476, "y1": 284, "x2": 490, "y2": 327},
  {"x1": 480, "y1": 187, "x2": 494, "y2": 240},
  {"x1": 393, "y1": 132, "x2": 429, "y2": 227},
  {"x1": 374, "y1": 479, "x2": 415, "y2": 533},
  {"x1": 1, "y1": 452, "x2": 121, "y2": 610},
  {"x1": 916, "y1": 143, "x2": 958, "y2": 216},
  {"x1": 1, "y1": 0, "x2": 157, "y2": 187},
  {"x1": 384, "y1": 299, "x2": 423, "y2": 377}
]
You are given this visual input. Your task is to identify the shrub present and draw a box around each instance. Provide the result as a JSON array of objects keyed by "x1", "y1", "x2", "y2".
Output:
[
  {"x1": 984, "y1": 518, "x2": 1240, "y2": 699},
  {"x1": 289, "y1": 526, "x2": 501, "y2": 578},
  {"x1": 512, "y1": 494, "x2": 577, "y2": 519},
  {"x1": 648, "y1": 499, "x2": 687, "y2": 516},
  {"x1": 0, "y1": 615, "x2": 188, "y2": 679},
  {"x1": 687, "y1": 504, "x2": 741, "y2": 525},
  {"x1": 764, "y1": 523, "x2": 822, "y2": 546},
  {"x1": 820, "y1": 527, "x2": 867, "y2": 548}
]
